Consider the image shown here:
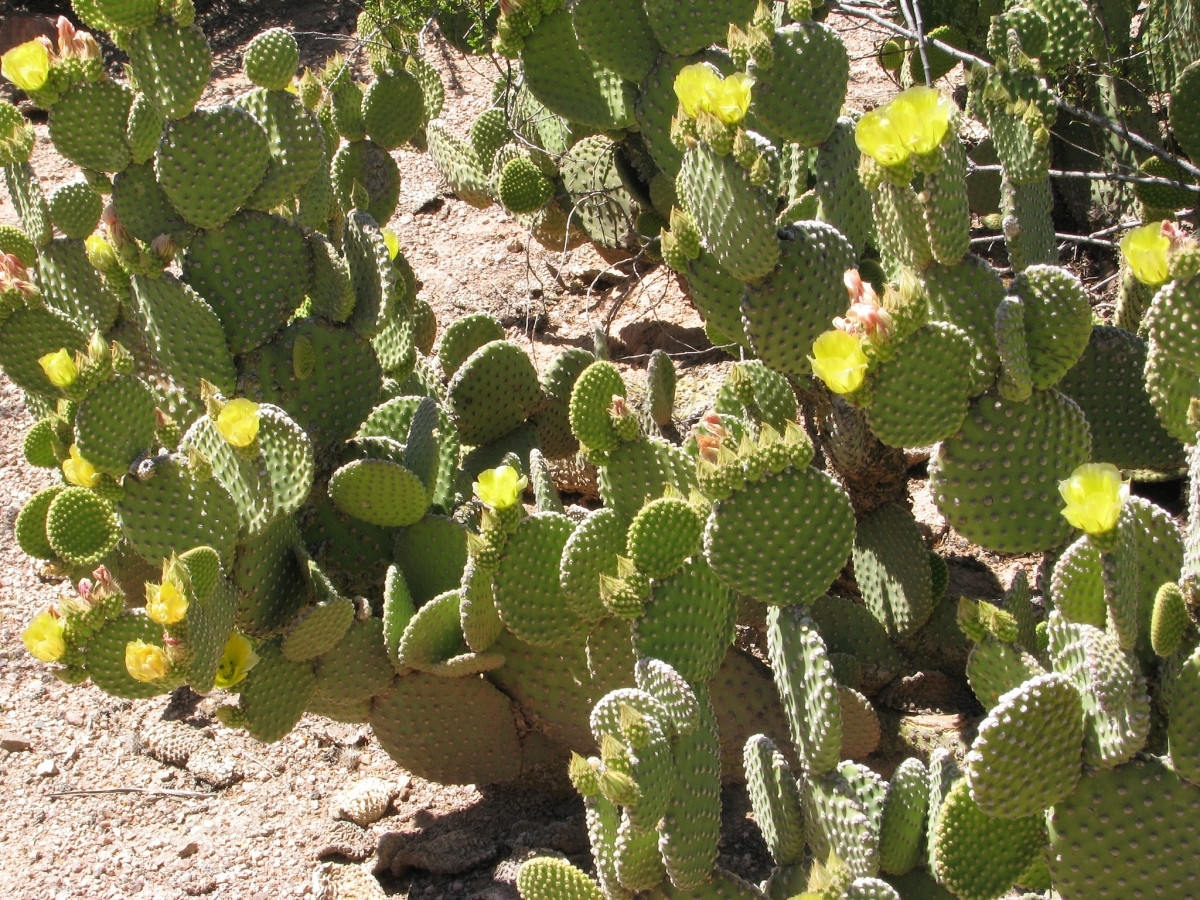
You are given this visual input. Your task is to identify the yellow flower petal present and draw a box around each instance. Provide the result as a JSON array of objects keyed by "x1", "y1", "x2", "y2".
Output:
[
  {"x1": 38, "y1": 348, "x2": 77, "y2": 388},
  {"x1": 216, "y1": 398, "x2": 260, "y2": 448},
  {"x1": 890, "y1": 85, "x2": 954, "y2": 155},
  {"x1": 710, "y1": 72, "x2": 753, "y2": 125},
  {"x1": 2, "y1": 40, "x2": 50, "y2": 93},
  {"x1": 125, "y1": 639, "x2": 170, "y2": 682},
  {"x1": 62, "y1": 444, "x2": 100, "y2": 488},
  {"x1": 855, "y1": 107, "x2": 910, "y2": 167},
  {"x1": 1120, "y1": 223, "x2": 1171, "y2": 286},
  {"x1": 22, "y1": 610, "x2": 65, "y2": 663},
  {"x1": 214, "y1": 632, "x2": 259, "y2": 689},
  {"x1": 673, "y1": 63, "x2": 722, "y2": 119},
  {"x1": 146, "y1": 580, "x2": 189, "y2": 625},
  {"x1": 809, "y1": 330, "x2": 869, "y2": 395},
  {"x1": 381, "y1": 228, "x2": 400, "y2": 259},
  {"x1": 473, "y1": 465, "x2": 528, "y2": 510},
  {"x1": 1058, "y1": 462, "x2": 1127, "y2": 535}
]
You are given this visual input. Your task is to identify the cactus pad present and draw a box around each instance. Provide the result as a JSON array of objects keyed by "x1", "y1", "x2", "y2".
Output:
[
  {"x1": 126, "y1": 20, "x2": 212, "y2": 120},
  {"x1": 1010, "y1": 264, "x2": 1092, "y2": 390},
  {"x1": 331, "y1": 139, "x2": 402, "y2": 225},
  {"x1": 627, "y1": 497, "x2": 704, "y2": 580},
  {"x1": 447, "y1": 340, "x2": 541, "y2": 446},
  {"x1": 767, "y1": 606, "x2": 842, "y2": 776},
  {"x1": 634, "y1": 557, "x2": 735, "y2": 685},
  {"x1": 518, "y1": 858, "x2": 605, "y2": 900},
  {"x1": 744, "y1": 733, "x2": 805, "y2": 865},
  {"x1": 0, "y1": 304, "x2": 89, "y2": 396},
  {"x1": 867, "y1": 323, "x2": 974, "y2": 447},
  {"x1": 236, "y1": 88, "x2": 324, "y2": 212},
  {"x1": 48, "y1": 181, "x2": 103, "y2": 240},
  {"x1": 495, "y1": 512, "x2": 584, "y2": 647},
  {"x1": 561, "y1": 507, "x2": 627, "y2": 624},
  {"x1": 74, "y1": 374, "x2": 157, "y2": 475},
  {"x1": 46, "y1": 486, "x2": 121, "y2": 567},
  {"x1": 87, "y1": 613, "x2": 172, "y2": 699},
  {"x1": 852, "y1": 502, "x2": 934, "y2": 639},
  {"x1": 225, "y1": 640, "x2": 315, "y2": 741},
  {"x1": 328, "y1": 459, "x2": 429, "y2": 527},
  {"x1": 749, "y1": 23, "x2": 849, "y2": 148},
  {"x1": 48, "y1": 79, "x2": 134, "y2": 174},
  {"x1": 879, "y1": 757, "x2": 929, "y2": 876},
  {"x1": 242, "y1": 28, "x2": 298, "y2": 91},
  {"x1": 37, "y1": 238, "x2": 119, "y2": 334},
  {"x1": 438, "y1": 312, "x2": 505, "y2": 378}
]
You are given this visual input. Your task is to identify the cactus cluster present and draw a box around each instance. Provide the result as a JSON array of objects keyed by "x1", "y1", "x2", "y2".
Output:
[{"x1": 4, "y1": 2, "x2": 1200, "y2": 900}]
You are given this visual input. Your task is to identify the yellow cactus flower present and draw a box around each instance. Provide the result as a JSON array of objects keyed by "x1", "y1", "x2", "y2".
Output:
[
  {"x1": 1058, "y1": 462, "x2": 1128, "y2": 535},
  {"x1": 674, "y1": 63, "x2": 722, "y2": 119},
  {"x1": 381, "y1": 227, "x2": 400, "y2": 259},
  {"x1": 1, "y1": 39, "x2": 50, "y2": 93},
  {"x1": 125, "y1": 639, "x2": 170, "y2": 682},
  {"x1": 1120, "y1": 223, "x2": 1171, "y2": 286},
  {"x1": 38, "y1": 348, "x2": 78, "y2": 388},
  {"x1": 214, "y1": 632, "x2": 259, "y2": 689},
  {"x1": 22, "y1": 610, "x2": 65, "y2": 663},
  {"x1": 888, "y1": 85, "x2": 954, "y2": 155},
  {"x1": 62, "y1": 444, "x2": 100, "y2": 488},
  {"x1": 473, "y1": 465, "x2": 528, "y2": 510},
  {"x1": 855, "y1": 106, "x2": 910, "y2": 167},
  {"x1": 145, "y1": 580, "x2": 188, "y2": 625},
  {"x1": 809, "y1": 329, "x2": 869, "y2": 395},
  {"x1": 216, "y1": 398, "x2": 261, "y2": 448},
  {"x1": 709, "y1": 72, "x2": 753, "y2": 125}
]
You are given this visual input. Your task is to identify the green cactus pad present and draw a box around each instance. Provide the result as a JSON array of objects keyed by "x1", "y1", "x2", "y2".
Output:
[
  {"x1": 966, "y1": 636, "x2": 1046, "y2": 711},
  {"x1": 280, "y1": 590, "x2": 356, "y2": 662},
  {"x1": 328, "y1": 458, "x2": 429, "y2": 527},
  {"x1": 438, "y1": 312, "x2": 505, "y2": 378},
  {"x1": 965, "y1": 672, "x2": 1084, "y2": 818},
  {"x1": 118, "y1": 453, "x2": 239, "y2": 569},
  {"x1": 37, "y1": 238, "x2": 119, "y2": 334},
  {"x1": 232, "y1": 515, "x2": 307, "y2": 636},
  {"x1": 74, "y1": 374, "x2": 156, "y2": 476},
  {"x1": 744, "y1": 733, "x2": 805, "y2": 865},
  {"x1": 929, "y1": 390, "x2": 1090, "y2": 553},
  {"x1": 750, "y1": 23, "x2": 849, "y2": 148},
  {"x1": 23, "y1": 417, "x2": 65, "y2": 469},
  {"x1": 0, "y1": 223, "x2": 37, "y2": 267},
  {"x1": 815, "y1": 117, "x2": 875, "y2": 257},
  {"x1": 126, "y1": 20, "x2": 212, "y2": 120},
  {"x1": 48, "y1": 181, "x2": 103, "y2": 240},
  {"x1": 845, "y1": 878, "x2": 901, "y2": 900},
  {"x1": 1152, "y1": 582, "x2": 1189, "y2": 658},
  {"x1": 371, "y1": 671, "x2": 522, "y2": 784},
  {"x1": 181, "y1": 210, "x2": 309, "y2": 356},
  {"x1": 16, "y1": 485, "x2": 65, "y2": 561},
  {"x1": 600, "y1": 437, "x2": 696, "y2": 522},
  {"x1": 520, "y1": 7, "x2": 635, "y2": 131},
  {"x1": 560, "y1": 507, "x2": 628, "y2": 624},
  {"x1": 382, "y1": 563, "x2": 416, "y2": 666},
  {"x1": 394, "y1": 515, "x2": 469, "y2": 606},
  {"x1": 930, "y1": 779, "x2": 1045, "y2": 900},
  {"x1": 5, "y1": 162, "x2": 51, "y2": 248},
  {"x1": 704, "y1": 465, "x2": 855, "y2": 607},
  {"x1": 469, "y1": 108, "x2": 512, "y2": 175},
  {"x1": 810, "y1": 594, "x2": 905, "y2": 695},
  {"x1": 518, "y1": 858, "x2": 604, "y2": 900},
  {"x1": 560, "y1": 136, "x2": 635, "y2": 250},
  {"x1": 0, "y1": 303, "x2": 89, "y2": 396},
  {"x1": 614, "y1": 813, "x2": 666, "y2": 890},
  {"x1": 110, "y1": 162, "x2": 194, "y2": 245},
  {"x1": 1144, "y1": 346, "x2": 1200, "y2": 445},
  {"x1": 46, "y1": 486, "x2": 120, "y2": 568},
  {"x1": 48, "y1": 79, "x2": 133, "y2": 174},
  {"x1": 425, "y1": 119, "x2": 492, "y2": 208},
  {"x1": 571, "y1": 0, "x2": 661, "y2": 83},
  {"x1": 306, "y1": 234, "x2": 353, "y2": 322},
  {"x1": 312, "y1": 619, "x2": 391, "y2": 705},
  {"x1": 155, "y1": 105, "x2": 270, "y2": 230},
  {"x1": 498, "y1": 157, "x2": 554, "y2": 214},
  {"x1": 713, "y1": 361, "x2": 799, "y2": 434},
  {"x1": 224, "y1": 640, "x2": 315, "y2": 741},
  {"x1": 1047, "y1": 754, "x2": 1200, "y2": 899},
  {"x1": 642, "y1": 0, "x2": 756, "y2": 55},
  {"x1": 90, "y1": 0, "x2": 157, "y2": 30},
  {"x1": 678, "y1": 141, "x2": 779, "y2": 282},
  {"x1": 570, "y1": 361, "x2": 627, "y2": 454},
  {"x1": 1169, "y1": 646, "x2": 1200, "y2": 785},
  {"x1": 87, "y1": 612, "x2": 173, "y2": 700},
  {"x1": 741, "y1": 220, "x2": 856, "y2": 378},
  {"x1": 243, "y1": 28, "x2": 298, "y2": 91},
  {"x1": 180, "y1": 403, "x2": 312, "y2": 539},
  {"x1": 460, "y1": 557, "x2": 503, "y2": 653},
  {"x1": 236, "y1": 88, "x2": 324, "y2": 212},
  {"x1": 494, "y1": 512, "x2": 585, "y2": 647},
  {"x1": 531, "y1": 348, "x2": 593, "y2": 459},
  {"x1": 635, "y1": 556, "x2": 735, "y2": 685},
  {"x1": 393, "y1": 588, "x2": 464, "y2": 673},
  {"x1": 767, "y1": 606, "x2": 842, "y2": 775},
  {"x1": 126, "y1": 92, "x2": 165, "y2": 165},
  {"x1": 879, "y1": 757, "x2": 929, "y2": 876},
  {"x1": 1009, "y1": 264, "x2": 1092, "y2": 390},
  {"x1": 1000, "y1": 177, "x2": 1056, "y2": 272},
  {"x1": 331, "y1": 139, "x2": 402, "y2": 225},
  {"x1": 447, "y1": 340, "x2": 541, "y2": 446},
  {"x1": 852, "y1": 502, "x2": 934, "y2": 639},
  {"x1": 627, "y1": 497, "x2": 704, "y2": 580},
  {"x1": 867, "y1": 322, "x2": 973, "y2": 447},
  {"x1": 925, "y1": 255, "x2": 1005, "y2": 395},
  {"x1": 658, "y1": 686, "x2": 722, "y2": 889},
  {"x1": 803, "y1": 768, "x2": 879, "y2": 878},
  {"x1": 1050, "y1": 536, "x2": 1106, "y2": 626},
  {"x1": 344, "y1": 209, "x2": 397, "y2": 339},
  {"x1": 1109, "y1": 495, "x2": 1184, "y2": 651},
  {"x1": 240, "y1": 318, "x2": 383, "y2": 456}
]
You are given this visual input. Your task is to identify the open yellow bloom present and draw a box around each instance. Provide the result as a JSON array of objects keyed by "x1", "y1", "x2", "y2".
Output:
[
  {"x1": 474, "y1": 465, "x2": 528, "y2": 510},
  {"x1": 855, "y1": 106, "x2": 910, "y2": 167},
  {"x1": 125, "y1": 640, "x2": 170, "y2": 682},
  {"x1": 2, "y1": 40, "x2": 50, "y2": 93},
  {"x1": 1120, "y1": 223, "x2": 1171, "y2": 286},
  {"x1": 889, "y1": 86, "x2": 954, "y2": 155},
  {"x1": 22, "y1": 610, "x2": 65, "y2": 663},
  {"x1": 673, "y1": 65, "x2": 752, "y2": 125},
  {"x1": 214, "y1": 632, "x2": 259, "y2": 689},
  {"x1": 709, "y1": 72, "x2": 753, "y2": 125},
  {"x1": 809, "y1": 330, "x2": 869, "y2": 395},
  {"x1": 674, "y1": 63, "x2": 722, "y2": 118},
  {"x1": 216, "y1": 398, "x2": 261, "y2": 447},
  {"x1": 62, "y1": 444, "x2": 100, "y2": 488},
  {"x1": 381, "y1": 227, "x2": 400, "y2": 259},
  {"x1": 1058, "y1": 462, "x2": 1127, "y2": 535},
  {"x1": 38, "y1": 348, "x2": 78, "y2": 388},
  {"x1": 146, "y1": 580, "x2": 189, "y2": 625}
]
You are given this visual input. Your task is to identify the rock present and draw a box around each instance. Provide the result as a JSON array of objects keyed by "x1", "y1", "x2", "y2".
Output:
[
  {"x1": 312, "y1": 862, "x2": 387, "y2": 900},
  {"x1": 1, "y1": 732, "x2": 31, "y2": 752},
  {"x1": 35, "y1": 758, "x2": 57, "y2": 777},
  {"x1": 140, "y1": 719, "x2": 240, "y2": 788},
  {"x1": 375, "y1": 830, "x2": 499, "y2": 877},
  {"x1": 330, "y1": 776, "x2": 402, "y2": 827},
  {"x1": 314, "y1": 820, "x2": 377, "y2": 862},
  {"x1": 177, "y1": 841, "x2": 199, "y2": 859}
]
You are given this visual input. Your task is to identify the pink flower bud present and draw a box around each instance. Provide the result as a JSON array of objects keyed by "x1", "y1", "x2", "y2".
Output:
[{"x1": 56, "y1": 17, "x2": 76, "y2": 57}]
